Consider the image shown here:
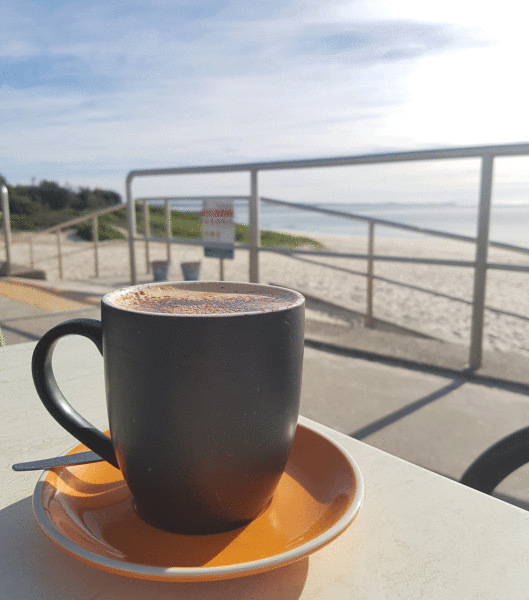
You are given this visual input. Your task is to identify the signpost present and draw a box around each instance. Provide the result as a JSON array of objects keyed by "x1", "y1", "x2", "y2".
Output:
[
  {"x1": 1, "y1": 185, "x2": 12, "y2": 276},
  {"x1": 201, "y1": 199, "x2": 235, "y2": 280}
]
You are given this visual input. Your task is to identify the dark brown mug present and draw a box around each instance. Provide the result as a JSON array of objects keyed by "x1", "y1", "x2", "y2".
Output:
[{"x1": 32, "y1": 281, "x2": 305, "y2": 534}]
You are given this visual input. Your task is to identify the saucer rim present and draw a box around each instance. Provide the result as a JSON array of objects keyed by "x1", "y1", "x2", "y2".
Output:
[{"x1": 33, "y1": 421, "x2": 364, "y2": 581}]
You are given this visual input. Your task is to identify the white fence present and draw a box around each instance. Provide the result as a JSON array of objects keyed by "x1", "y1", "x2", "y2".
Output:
[
  {"x1": 2, "y1": 144, "x2": 528, "y2": 370},
  {"x1": 125, "y1": 143, "x2": 529, "y2": 370}
]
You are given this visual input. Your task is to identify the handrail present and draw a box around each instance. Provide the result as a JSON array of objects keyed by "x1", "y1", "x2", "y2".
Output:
[
  {"x1": 126, "y1": 142, "x2": 529, "y2": 178},
  {"x1": 136, "y1": 194, "x2": 529, "y2": 256},
  {"x1": 1, "y1": 144, "x2": 527, "y2": 370},
  {"x1": 125, "y1": 142, "x2": 529, "y2": 370},
  {"x1": 260, "y1": 197, "x2": 529, "y2": 256},
  {"x1": 27, "y1": 203, "x2": 123, "y2": 236},
  {"x1": 17, "y1": 203, "x2": 126, "y2": 278}
]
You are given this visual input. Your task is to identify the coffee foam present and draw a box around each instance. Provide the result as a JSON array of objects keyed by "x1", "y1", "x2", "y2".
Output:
[{"x1": 109, "y1": 284, "x2": 300, "y2": 315}]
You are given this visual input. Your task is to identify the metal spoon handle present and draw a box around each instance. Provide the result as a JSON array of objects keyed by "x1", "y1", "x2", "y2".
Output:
[{"x1": 12, "y1": 450, "x2": 104, "y2": 471}]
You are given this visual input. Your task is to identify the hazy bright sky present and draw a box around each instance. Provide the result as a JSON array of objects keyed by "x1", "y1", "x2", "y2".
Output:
[{"x1": 1, "y1": 0, "x2": 528, "y2": 204}]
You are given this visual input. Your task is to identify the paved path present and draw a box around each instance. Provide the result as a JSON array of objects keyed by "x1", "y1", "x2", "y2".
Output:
[{"x1": 0, "y1": 279, "x2": 102, "y2": 344}]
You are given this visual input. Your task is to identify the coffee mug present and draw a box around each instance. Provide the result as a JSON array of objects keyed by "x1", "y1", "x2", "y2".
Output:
[{"x1": 32, "y1": 281, "x2": 305, "y2": 534}]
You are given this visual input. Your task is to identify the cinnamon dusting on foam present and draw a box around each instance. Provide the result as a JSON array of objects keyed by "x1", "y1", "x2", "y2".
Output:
[{"x1": 110, "y1": 286, "x2": 298, "y2": 315}]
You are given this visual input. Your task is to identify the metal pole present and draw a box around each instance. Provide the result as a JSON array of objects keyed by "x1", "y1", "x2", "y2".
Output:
[
  {"x1": 219, "y1": 258, "x2": 224, "y2": 281},
  {"x1": 92, "y1": 215, "x2": 99, "y2": 278},
  {"x1": 1, "y1": 185, "x2": 12, "y2": 274},
  {"x1": 29, "y1": 236, "x2": 34, "y2": 269},
  {"x1": 143, "y1": 200, "x2": 151, "y2": 272},
  {"x1": 469, "y1": 154, "x2": 494, "y2": 369},
  {"x1": 165, "y1": 199, "x2": 171, "y2": 264},
  {"x1": 249, "y1": 170, "x2": 260, "y2": 283},
  {"x1": 366, "y1": 221, "x2": 375, "y2": 327},
  {"x1": 126, "y1": 174, "x2": 137, "y2": 285},
  {"x1": 56, "y1": 230, "x2": 63, "y2": 280}
]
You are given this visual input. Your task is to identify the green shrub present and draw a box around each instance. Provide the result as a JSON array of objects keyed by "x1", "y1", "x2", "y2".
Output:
[
  {"x1": 9, "y1": 214, "x2": 37, "y2": 231},
  {"x1": 135, "y1": 208, "x2": 203, "y2": 239},
  {"x1": 74, "y1": 221, "x2": 126, "y2": 241},
  {"x1": 234, "y1": 223, "x2": 322, "y2": 249}
]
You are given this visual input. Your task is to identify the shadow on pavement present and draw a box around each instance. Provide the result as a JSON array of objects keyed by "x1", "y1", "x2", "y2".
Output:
[{"x1": 349, "y1": 379, "x2": 465, "y2": 440}]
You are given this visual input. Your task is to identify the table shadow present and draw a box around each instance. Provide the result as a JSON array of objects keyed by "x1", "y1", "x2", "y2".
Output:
[{"x1": 0, "y1": 496, "x2": 309, "y2": 600}]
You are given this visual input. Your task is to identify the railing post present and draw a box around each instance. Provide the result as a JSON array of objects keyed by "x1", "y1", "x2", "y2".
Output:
[
  {"x1": 56, "y1": 229, "x2": 63, "y2": 280},
  {"x1": 126, "y1": 175, "x2": 137, "y2": 285},
  {"x1": 28, "y1": 236, "x2": 34, "y2": 269},
  {"x1": 249, "y1": 170, "x2": 260, "y2": 283},
  {"x1": 366, "y1": 221, "x2": 375, "y2": 327},
  {"x1": 1, "y1": 184, "x2": 12, "y2": 275},
  {"x1": 469, "y1": 153, "x2": 494, "y2": 370},
  {"x1": 165, "y1": 199, "x2": 172, "y2": 264},
  {"x1": 92, "y1": 215, "x2": 99, "y2": 278},
  {"x1": 143, "y1": 200, "x2": 151, "y2": 272}
]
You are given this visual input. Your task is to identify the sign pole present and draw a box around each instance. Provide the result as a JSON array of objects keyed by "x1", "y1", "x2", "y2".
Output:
[{"x1": 1, "y1": 185, "x2": 12, "y2": 275}]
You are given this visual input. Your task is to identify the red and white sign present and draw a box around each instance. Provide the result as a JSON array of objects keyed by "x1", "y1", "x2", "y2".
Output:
[{"x1": 201, "y1": 199, "x2": 235, "y2": 259}]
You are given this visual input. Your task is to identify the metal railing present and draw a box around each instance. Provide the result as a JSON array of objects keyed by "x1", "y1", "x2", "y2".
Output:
[
  {"x1": 1, "y1": 202, "x2": 125, "y2": 279},
  {"x1": 1, "y1": 185, "x2": 12, "y2": 272},
  {"x1": 2, "y1": 145, "x2": 528, "y2": 369},
  {"x1": 125, "y1": 143, "x2": 529, "y2": 370}
]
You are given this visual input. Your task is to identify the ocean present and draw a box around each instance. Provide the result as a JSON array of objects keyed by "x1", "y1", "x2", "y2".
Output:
[{"x1": 161, "y1": 200, "x2": 529, "y2": 248}]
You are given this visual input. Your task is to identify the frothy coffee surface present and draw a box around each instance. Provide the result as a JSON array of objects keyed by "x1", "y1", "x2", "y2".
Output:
[{"x1": 110, "y1": 285, "x2": 299, "y2": 315}]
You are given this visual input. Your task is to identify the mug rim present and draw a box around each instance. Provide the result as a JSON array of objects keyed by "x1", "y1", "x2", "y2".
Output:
[{"x1": 102, "y1": 281, "x2": 305, "y2": 318}]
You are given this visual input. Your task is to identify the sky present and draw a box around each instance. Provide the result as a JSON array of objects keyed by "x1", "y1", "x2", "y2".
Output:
[{"x1": 1, "y1": 0, "x2": 528, "y2": 205}]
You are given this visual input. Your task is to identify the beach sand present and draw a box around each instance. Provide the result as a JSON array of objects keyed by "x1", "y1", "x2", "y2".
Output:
[{"x1": 5, "y1": 230, "x2": 529, "y2": 357}]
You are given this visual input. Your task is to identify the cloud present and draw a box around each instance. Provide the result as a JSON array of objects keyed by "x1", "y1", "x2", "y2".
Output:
[
  {"x1": 294, "y1": 20, "x2": 481, "y2": 63},
  {"x1": 0, "y1": 0, "x2": 525, "y2": 204},
  {"x1": 2, "y1": 0, "x2": 493, "y2": 89}
]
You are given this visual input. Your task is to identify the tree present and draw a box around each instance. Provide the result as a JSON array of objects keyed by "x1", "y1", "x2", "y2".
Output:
[
  {"x1": 94, "y1": 188, "x2": 122, "y2": 206},
  {"x1": 37, "y1": 180, "x2": 76, "y2": 211}
]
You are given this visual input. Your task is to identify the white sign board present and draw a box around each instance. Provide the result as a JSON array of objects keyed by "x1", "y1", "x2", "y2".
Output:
[{"x1": 201, "y1": 199, "x2": 235, "y2": 259}]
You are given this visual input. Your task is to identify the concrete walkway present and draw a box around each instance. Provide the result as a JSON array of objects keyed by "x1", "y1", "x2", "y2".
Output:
[{"x1": 2, "y1": 276, "x2": 528, "y2": 510}]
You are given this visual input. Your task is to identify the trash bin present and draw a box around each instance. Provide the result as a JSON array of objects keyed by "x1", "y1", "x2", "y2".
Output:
[
  {"x1": 181, "y1": 261, "x2": 201, "y2": 281},
  {"x1": 152, "y1": 260, "x2": 170, "y2": 282}
]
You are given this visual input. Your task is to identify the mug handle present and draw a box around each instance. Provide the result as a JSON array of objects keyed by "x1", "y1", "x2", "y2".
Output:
[{"x1": 31, "y1": 318, "x2": 119, "y2": 469}]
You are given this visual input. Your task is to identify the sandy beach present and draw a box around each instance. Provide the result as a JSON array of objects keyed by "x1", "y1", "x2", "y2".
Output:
[{"x1": 5, "y1": 230, "x2": 529, "y2": 357}]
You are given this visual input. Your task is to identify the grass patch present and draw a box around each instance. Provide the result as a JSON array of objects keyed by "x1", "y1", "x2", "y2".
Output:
[
  {"x1": 133, "y1": 206, "x2": 323, "y2": 249},
  {"x1": 31, "y1": 204, "x2": 322, "y2": 250},
  {"x1": 235, "y1": 223, "x2": 322, "y2": 249},
  {"x1": 74, "y1": 221, "x2": 126, "y2": 241}
]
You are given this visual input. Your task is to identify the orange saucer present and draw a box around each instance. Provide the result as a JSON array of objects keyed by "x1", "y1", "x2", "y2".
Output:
[{"x1": 33, "y1": 422, "x2": 363, "y2": 581}]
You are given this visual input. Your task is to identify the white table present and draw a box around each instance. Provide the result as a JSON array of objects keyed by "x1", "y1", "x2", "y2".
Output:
[{"x1": 1, "y1": 337, "x2": 529, "y2": 599}]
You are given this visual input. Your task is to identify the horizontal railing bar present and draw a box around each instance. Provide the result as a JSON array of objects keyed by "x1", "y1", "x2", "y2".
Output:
[
  {"x1": 27, "y1": 204, "x2": 124, "y2": 237},
  {"x1": 261, "y1": 197, "x2": 529, "y2": 255},
  {"x1": 480, "y1": 240, "x2": 529, "y2": 255},
  {"x1": 279, "y1": 251, "x2": 529, "y2": 320},
  {"x1": 138, "y1": 235, "x2": 247, "y2": 250},
  {"x1": 266, "y1": 248, "x2": 528, "y2": 272},
  {"x1": 126, "y1": 143, "x2": 529, "y2": 180},
  {"x1": 137, "y1": 236, "x2": 529, "y2": 271},
  {"x1": 487, "y1": 262, "x2": 529, "y2": 273},
  {"x1": 135, "y1": 196, "x2": 249, "y2": 203},
  {"x1": 133, "y1": 194, "x2": 529, "y2": 256},
  {"x1": 266, "y1": 247, "x2": 475, "y2": 267},
  {"x1": 263, "y1": 197, "x2": 475, "y2": 240},
  {"x1": 143, "y1": 234, "x2": 475, "y2": 266}
]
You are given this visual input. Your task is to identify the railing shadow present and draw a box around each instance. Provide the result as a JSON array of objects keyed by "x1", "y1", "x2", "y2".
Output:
[
  {"x1": 275, "y1": 250, "x2": 529, "y2": 323},
  {"x1": 349, "y1": 379, "x2": 465, "y2": 440}
]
